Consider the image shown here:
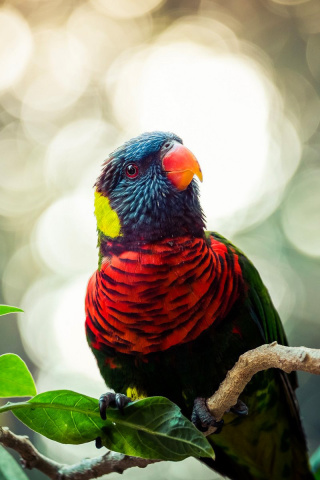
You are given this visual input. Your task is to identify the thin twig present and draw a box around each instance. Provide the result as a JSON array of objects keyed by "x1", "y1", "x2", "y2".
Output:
[
  {"x1": 1, "y1": 343, "x2": 319, "y2": 480},
  {"x1": 0, "y1": 426, "x2": 157, "y2": 480}
]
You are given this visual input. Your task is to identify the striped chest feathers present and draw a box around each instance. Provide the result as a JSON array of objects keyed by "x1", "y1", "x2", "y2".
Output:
[{"x1": 85, "y1": 236, "x2": 242, "y2": 355}]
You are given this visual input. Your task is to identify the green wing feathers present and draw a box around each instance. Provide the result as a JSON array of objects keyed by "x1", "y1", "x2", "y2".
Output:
[
  {"x1": 206, "y1": 231, "x2": 287, "y2": 345},
  {"x1": 206, "y1": 232, "x2": 313, "y2": 479}
]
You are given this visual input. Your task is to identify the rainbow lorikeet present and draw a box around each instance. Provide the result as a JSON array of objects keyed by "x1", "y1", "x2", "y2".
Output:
[{"x1": 85, "y1": 131, "x2": 313, "y2": 480}]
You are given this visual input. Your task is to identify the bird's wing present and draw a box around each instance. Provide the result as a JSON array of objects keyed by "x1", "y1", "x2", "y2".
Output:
[
  {"x1": 207, "y1": 231, "x2": 298, "y2": 390},
  {"x1": 205, "y1": 232, "x2": 311, "y2": 480}
]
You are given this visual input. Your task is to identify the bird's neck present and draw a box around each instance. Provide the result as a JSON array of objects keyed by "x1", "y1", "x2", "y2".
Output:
[{"x1": 98, "y1": 230, "x2": 206, "y2": 260}]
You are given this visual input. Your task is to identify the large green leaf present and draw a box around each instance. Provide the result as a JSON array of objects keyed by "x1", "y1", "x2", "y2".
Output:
[
  {"x1": 12, "y1": 391, "x2": 102, "y2": 444},
  {"x1": 0, "y1": 354, "x2": 37, "y2": 398},
  {"x1": 0, "y1": 446, "x2": 29, "y2": 480},
  {"x1": 101, "y1": 396, "x2": 215, "y2": 461},
  {"x1": 0, "y1": 305, "x2": 23, "y2": 316},
  {"x1": 1, "y1": 390, "x2": 214, "y2": 461}
]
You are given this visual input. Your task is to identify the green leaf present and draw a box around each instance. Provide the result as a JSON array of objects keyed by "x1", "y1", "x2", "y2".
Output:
[
  {"x1": 0, "y1": 305, "x2": 23, "y2": 317},
  {"x1": 0, "y1": 354, "x2": 37, "y2": 398},
  {"x1": 12, "y1": 391, "x2": 102, "y2": 444},
  {"x1": 101, "y1": 396, "x2": 215, "y2": 461},
  {"x1": 5, "y1": 390, "x2": 214, "y2": 461},
  {"x1": 311, "y1": 446, "x2": 320, "y2": 479},
  {"x1": 0, "y1": 445, "x2": 29, "y2": 480}
]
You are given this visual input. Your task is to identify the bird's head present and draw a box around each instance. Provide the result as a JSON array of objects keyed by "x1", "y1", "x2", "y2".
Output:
[{"x1": 94, "y1": 131, "x2": 205, "y2": 248}]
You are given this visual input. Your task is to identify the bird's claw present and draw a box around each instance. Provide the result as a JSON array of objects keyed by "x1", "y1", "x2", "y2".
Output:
[
  {"x1": 229, "y1": 399, "x2": 248, "y2": 417},
  {"x1": 191, "y1": 397, "x2": 224, "y2": 434},
  {"x1": 95, "y1": 392, "x2": 131, "y2": 450},
  {"x1": 99, "y1": 392, "x2": 130, "y2": 420},
  {"x1": 95, "y1": 436, "x2": 103, "y2": 449}
]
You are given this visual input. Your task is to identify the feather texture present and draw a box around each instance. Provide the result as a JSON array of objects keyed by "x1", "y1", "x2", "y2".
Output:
[{"x1": 86, "y1": 235, "x2": 242, "y2": 355}]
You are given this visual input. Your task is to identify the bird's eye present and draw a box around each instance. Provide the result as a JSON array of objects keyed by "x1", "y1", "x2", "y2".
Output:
[
  {"x1": 164, "y1": 142, "x2": 171, "y2": 148},
  {"x1": 125, "y1": 163, "x2": 139, "y2": 178}
]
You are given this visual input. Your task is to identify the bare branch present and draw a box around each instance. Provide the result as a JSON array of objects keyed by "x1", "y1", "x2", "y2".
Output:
[
  {"x1": 0, "y1": 426, "x2": 157, "y2": 480},
  {"x1": 206, "y1": 342, "x2": 320, "y2": 421},
  {"x1": 0, "y1": 426, "x2": 61, "y2": 478},
  {"x1": 1, "y1": 343, "x2": 319, "y2": 480},
  {"x1": 58, "y1": 453, "x2": 157, "y2": 480}
]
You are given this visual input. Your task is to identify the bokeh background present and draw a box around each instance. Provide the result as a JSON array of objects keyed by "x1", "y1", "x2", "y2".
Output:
[{"x1": 0, "y1": 0, "x2": 320, "y2": 478}]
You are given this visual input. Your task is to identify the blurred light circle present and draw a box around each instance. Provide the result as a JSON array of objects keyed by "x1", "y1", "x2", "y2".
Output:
[
  {"x1": 0, "y1": 8, "x2": 33, "y2": 91},
  {"x1": 20, "y1": 275, "x2": 100, "y2": 377},
  {"x1": 156, "y1": 15, "x2": 240, "y2": 52},
  {"x1": 90, "y1": 0, "x2": 164, "y2": 19},
  {"x1": 47, "y1": 29, "x2": 90, "y2": 93},
  {"x1": 0, "y1": 134, "x2": 43, "y2": 192},
  {"x1": 306, "y1": 34, "x2": 320, "y2": 81},
  {"x1": 282, "y1": 169, "x2": 320, "y2": 257},
  {"x1": 18, "y1": 29, "x2": 90, "y2": 115},
  {"x1": 0, "y1": 232, "x2": 8, "y2": 273},
  {"x1": 261, "y1": 118, "x2": 301, "y2": 197},
  {"x1": 139, "y1": 46, "x2": 269, "y2": 220},
  {"x1": 34, "y1": 192, "x2": 97, "y2": 275},
  {"x1": 293, "y1": 1, "x2": 320, "y2": 34},
  {"x1": 36, "y1": 365, "x2": 105, "y2": 400},
  {"x1": 22, "y1": 73, "x2": 83, "y2": 114},
  {"x1": 245, "y1": 254, "x2": 302, "y2": 325},
  {"x1": 21, "y1": 115, "x2": 61, "y2": 146},
  {"x1": 108, "y1": 43, "x2": 269, "y2": 213},
  {"x1": 21, "y1": 90, "x2": 104, "y2": 146},
  {"x1": 45, "y1": 118, "x2": 117, "y2": 192},
  {"x1": 2, "y1": 245, "x2": 41, "y2": 307},
  {"x1": 51, "y1": 276, "x2": 103, "y2": 378},
  {"x1": 68, "y1": 4, "x2": 152, "y2": 74},
  {"x1": 20, "y1": 278, "x2": 63, "y2": 368},
  {"x1": 271, "y1": 0, "x2": 309, "y2": 4},
  {"x1": 107, "y1": 38, "x2": 301, "y2": 233},
  {"x1": 0, "y1": 91, "x2": 22, "y2": 118},
  {"x1": 281, "y1": 71, "x2": 320, "y2": 142},
  {"x1": 0, "y1": 131, "x2": 47, "y2": 218}
]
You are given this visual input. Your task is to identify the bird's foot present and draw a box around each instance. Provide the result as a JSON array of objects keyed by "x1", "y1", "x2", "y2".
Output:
[
  {"x1": 229, "y1": 399, "x2": 248, "y2": 416},
  {"x1": 95, "y1": 392, "x2": 131, "y2": 449},
  {"x1": 99, "y1": 392, "x2": 131, "y2": 420},
  {"x1": 191, "y1": 397, "x2": 224, "y2": 434}
]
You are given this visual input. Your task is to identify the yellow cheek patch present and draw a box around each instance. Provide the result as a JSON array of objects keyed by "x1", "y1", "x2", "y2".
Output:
[
  {"x1": 126, "y1": 386, "x2": 147, "y2": 401},
  {"x1": 94, "y1": 190, "x2": 122, "y2": 238}
]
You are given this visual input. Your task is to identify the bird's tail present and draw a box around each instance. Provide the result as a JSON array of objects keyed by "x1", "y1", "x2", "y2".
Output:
[{"x1": 205, "y1": 369, "x2": 314, "y2": 480}]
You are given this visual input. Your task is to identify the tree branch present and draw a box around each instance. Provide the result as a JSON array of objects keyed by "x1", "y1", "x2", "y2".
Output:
[
  {"x1": 1, "y1": 343, "x2": 319, "y2": 480},
  {"x1": 0, "y1": 426, "x2": 157, "y2": 480},
  {"x1": 207, "y1": 342, "x2": 320, "y2": 421}
]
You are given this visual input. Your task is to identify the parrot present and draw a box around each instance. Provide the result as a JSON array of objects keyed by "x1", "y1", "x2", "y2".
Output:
[{"x1": 85, "y1": 131, "x2": 314, "y2": 480}]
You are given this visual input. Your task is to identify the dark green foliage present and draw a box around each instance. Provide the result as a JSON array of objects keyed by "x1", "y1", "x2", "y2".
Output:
[
  {"x1": 0, "y1": 446, "x2": 29, "y2": 480},
  {"x1": 311, "y1": 446, "x2": 320, "y2": 479}
]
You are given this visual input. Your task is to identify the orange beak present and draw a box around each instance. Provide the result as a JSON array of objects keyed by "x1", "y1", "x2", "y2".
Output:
[{"x1": 162, "y1": 142, "x2": 203, "y2": 191}]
